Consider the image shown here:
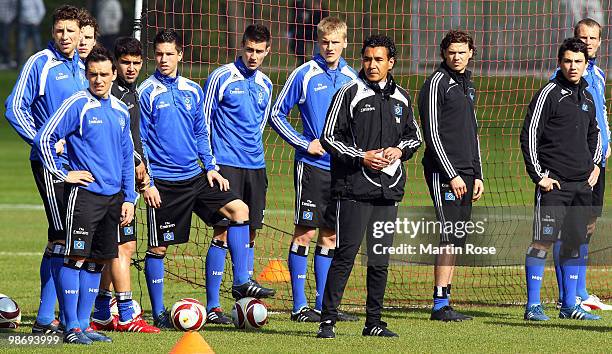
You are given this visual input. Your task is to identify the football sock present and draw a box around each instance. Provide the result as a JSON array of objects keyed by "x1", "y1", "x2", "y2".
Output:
[
  {"x1": 93, "y1": 289, "x2": 112, "y2": 321},
  {"x1": 227, "y1": 222, "x2": 250, "y2": 286},
  {"x1": 576, "y1": 243, "x2": 589, "y2": 300},
  {"x1": 288, "y1": 243, "x2": 309, "y2": 312},
  {"x1": 433, "y1": 286, "x2": 449, "y2": 311},
  {"x1": 314, "y1": 246, "x2": 334, "y2": 312},
  {"x1": 49, "y1": 244, "x2": 66, "y2": 325},
  {"x1": 553, "y1": 240, "x2": 563, "y2": 302},
  {"x1": 560, "y1": 253, "x2": 580, "y2": 309},
  {"x1": 78, "y1": 262, "x2": 103, "y2": 330},
  {"x1": 116, "y1": 291, "x2": 135, "y2": 322},
  {"x1": 36, "y1": 254, "x2": 57, "y2": 325},
  {"x1": 525, "y1": 247, "x2": 547, "y2": 307},
  {"x1": 145, "y1": 251, "x2": 166, "y2": 317},
  {"x1": 205, "y1": 240, "x2": 227, "y2": 311},
  {"x1": 247, "y1": 241, "x2": 255, "y2": 278},
  {"x1": 59, "y1": 259, "x2": 82, "y2": 331}
]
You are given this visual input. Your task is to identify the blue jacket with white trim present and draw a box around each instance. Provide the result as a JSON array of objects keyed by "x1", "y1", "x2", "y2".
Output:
[
  {"x1": 138, "y1": 70, "x2": 213, "y2": 183},
  {"x1": 269, "y1": 54, "x2": 357, "y2": 170},
  {"x1": 34, "y1": 90, "x2": 137, "y2": 203},
  {"x1": 202, "y1": 57, "x2": 273, "y2": 169},
  {"x1": 5, "y1": 41, "x2": 87, "y2": 162}
]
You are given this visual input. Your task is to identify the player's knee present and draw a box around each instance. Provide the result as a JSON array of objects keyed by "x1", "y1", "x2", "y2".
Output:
[
  {"x1": 147, "y1": 246, "x2": 167, "y2": 256},
  {"x1": 213, "y1": 227, "x2": 227, "y2": 243},
  {"x1": 530, "y1": 241, "x2": 553, "y2": 251},
  {"x1": 224, "y1": 199, "x2": 249, "y2": 222},
  {"x1": 119, "y1": 241, "x2": 136, "y2": 259}
]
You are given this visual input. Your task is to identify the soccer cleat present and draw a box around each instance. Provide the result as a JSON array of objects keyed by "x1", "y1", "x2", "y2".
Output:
[
  {"x1": 206, "y1": 308, "x2": 233, "y2": 325},
  {"x1": 524, "y1": 304, "x2": 550, "y2": 321},
  {"x1": 63, "y1": 328, "x2": 93, "y2": 345},
  {"x1": 90, "y1": 315, "x2": 118, "y2": 331},
  {"x1": 291, "y1": 307, "x2": 321, "y2": 322},
  {"x1": 579, "y1": 294, "x2": 612, "y2": 311},
  {"x1": 232, "y1": 280, "x2": 276, "y2": 299},
  {"x1": 556, "y1": 296, "x2": 585, "y2": 310},
  {"x1": 153, "y1": 309, "x2": 174, "y2": 329},
  {"x1": 362, "y1": 321, "x2": 399, "y2": 337},
  {"x1": 32, "y1": 319, "x2": 61, "y2": 334},
  {"x1": 316, "y1": 320, "x2": 335, "y2": 339},
  {"x1": 559, "y1": 305, "x2": 601, "y2": 320},
  {"x1": 337, "y1": 311, "x2": 359, "y2": 322},
  {"x1": 116, "y1": 316, "x2": 161, "y2": 333},
  {"x1": 83, "y1": 327, "x2": 112, "y2": 342},
  {"x1": 430, "y1": 306, "x2": 473, "y2": 322}
]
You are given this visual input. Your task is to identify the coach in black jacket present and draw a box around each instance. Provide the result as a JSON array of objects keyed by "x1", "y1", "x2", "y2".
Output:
[{"x1": 317, "y1": 35, "x2": 421, "y2": 339}]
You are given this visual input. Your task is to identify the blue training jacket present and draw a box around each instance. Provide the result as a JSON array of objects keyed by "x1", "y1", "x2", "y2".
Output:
[
  {"x1": 138, "y1": 70, "x2": 214, "y2": 183},
  {"x1": 269, "y1": 54, "x2": 357, "y2": 170},
  {"x1": 5, "y1": 41, "x2": 87, "y2": 162},
  {"x1": 552, "y1": 58, "x2": 609, "y2": 166},
  {"x1": 34, "y1": 90, "x2": 137, "y2": 203},
  {"x1": 202, "y1": 57, "x2": 273, "y2": 169}
]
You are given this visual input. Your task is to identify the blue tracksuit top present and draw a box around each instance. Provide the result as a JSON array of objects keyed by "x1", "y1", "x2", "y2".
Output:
[
  {"x1": 5, "y1": 41, "x2": 87, "y2": 162},
  {"x1": 138, "y1": 70, "x2": 214, "y2": 183},
  {"x1": 202, "y1": 57, "x2": 273, "y2": 169},
  {"x1": 269, "y1": 54, "x2": 357, "y2": 170},
  {"x1": 34, "y1": 90, "x2": 137, "y2": 203}
]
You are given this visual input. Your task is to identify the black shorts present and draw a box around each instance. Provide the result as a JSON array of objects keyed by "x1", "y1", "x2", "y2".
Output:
[
  {"x1": 294, "y1": 161, "x2": 335, "y2": 229},
  {"x1": 148, "y1": 173, "x2": 239, "y2": 247},
  {"x1": 213, "y1": 165, "x2": 267, "y2": 230},
  {"x1": 118, "y1": 216, "x2": 137, "y2": 244},
  {"x1": 591, "y1": 167, "x2": 605, "y2": 217},
  {"x1": 424, "y1": 170, "x2": 474, "y2": 246},
  {"x1": 31, "y1": 160, "x2": 65, "y2": 242},
  {"x1": 64, "y1": 185, "x2": 123, "y2": 260},
  {"x1": 532, "y1": 180, "x2": 591, "y2": 247}
]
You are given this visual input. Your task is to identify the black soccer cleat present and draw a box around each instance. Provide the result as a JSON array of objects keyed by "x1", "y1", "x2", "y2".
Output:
[
  {"x1": 362, "y1": 321, "x2": 399, "y2": 337},
  {"x1": 83, "y1": 327, "x2": 113, "y2": 342},
  {"x1": 291, "y1": 307, "x2": 321, "y2": 322},
  {"x1": 153, "y1": 309, "x2": 174, "y2": 329},
  {"x1": 206, "y1": 307, "x2": 233, "y2": 325},
  {"x1": 232, "y1": 280, "x2": 276, "y2": 299},
  {"x1": 63, "y1": 328, "x2": 93, "y2": 345},
  {"x1": 337, "y1": 311, "x2": 359, "y2": 322},
  {"x1": 430, "y1": 306, "x2": 473, "y2": 322},
  {"x1": 32, "y1": 319, "x2": 61, "y2": 334},
  {"x1": 316, "y1": 320, "x2": 336, "y2": 339}
]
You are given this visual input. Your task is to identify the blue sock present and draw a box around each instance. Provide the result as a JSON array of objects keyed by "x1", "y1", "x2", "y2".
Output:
[
  {"x1": 59, "y1": 261, "x2": 81, "y2": 331},
  {"x1": 227, "y1": 223, "x2": 250, "y2": 286},
  {"x1": 553, "y1": 240, "x2": 563, "y2": 302},
  {"x1": 145, "y1": 252, "x2": 166, "y2": 317},
  {"x1": 288, "y1": 243, "x2": 309, "y2": 312},
  {"x1": 49, "y1": 244, "x2": 66, "y2": 325},
  {"x1": 314, "y1": 246, "x2": 333, "y2": 312},
  {"x1": 116, "y1": 292, "x2": 135, "y2": 322},
  {"x1": 78, "y1": 263, "x2": 102, "y2": 330},
  {"x1": 36, "y1": 254, "x2": 57, "y2": 325},
  {"x1": 93, "y1": 289, "x2": 112, "y2": 321},
  {"x1": 525, "y1": 247, "x2": 547, "y2": 307},
  {"x1": 247, "y1": 242, "x2": 255, "y2": 279},
  {"x1": 560, "y1": 254, "x2": 580, "y2": 309},
  {"x1": 205, "y1": 240, "x2": 227, "y2": 311},
  {"x1": 576, "y1": 243, "x2": 589, "y2": 300},
  {"x1": 433, "y1": 286, "x2": 449, "y2": 311}
]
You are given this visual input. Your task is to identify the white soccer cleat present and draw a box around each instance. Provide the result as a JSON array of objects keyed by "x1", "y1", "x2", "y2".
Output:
[{"x1": 580, "y1": 294, "x2": 612, "y2": 311}]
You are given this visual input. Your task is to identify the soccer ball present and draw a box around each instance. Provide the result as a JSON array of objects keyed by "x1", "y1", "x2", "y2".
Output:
[
  {"x1": 170, "y1": 298, "x2": 206, "y2": 331},
  {"x1": 110, "y1": 298, "x2": 142, "y2": 319},
  {"x1": 231, "y1": 297, "x2": 268, "y2": 329},
  {"x1": 0, "y1": 294, "x2": 21, "y2": 329}
]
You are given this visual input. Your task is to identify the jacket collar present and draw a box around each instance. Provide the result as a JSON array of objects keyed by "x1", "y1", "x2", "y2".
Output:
[
  {"x1": 313, "y1": 54, "x2": 348, "y2": 72},
  {"x1": 47, "y1": 41, "x2": 80, "y2": 73},
  {"x1": 154, "y1": 69, "x2": 179, "y2": 86},
  {"x1": 358, "y1": 69, "x2": 396, "y2": 98},
  {"x1": 235, "y1": 57, "x2": 257, "y2": 78},
  {"x1": 554, "y1": 71, "x2": 588, "y2": 91},
  {"x1": 440, "y1": 61, "x2": 472, "y2": 81},
  {"x1": 116, "y1": 75, "x2": 137, "y2": 91}
]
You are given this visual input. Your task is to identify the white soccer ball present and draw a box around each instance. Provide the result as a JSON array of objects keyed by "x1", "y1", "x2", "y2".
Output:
[
  {"x1": 231, "y1": 297, "x2": 268, "y2": 330},
  {"x1": 170, "y1": 298, "x2": 206, "y2": 331},
  {"x1": 110, "y1": 298, "x2": 142, "y2": 319},
  {"x1": 0, "y1": 293, "x2": 21, "y2": 329}
]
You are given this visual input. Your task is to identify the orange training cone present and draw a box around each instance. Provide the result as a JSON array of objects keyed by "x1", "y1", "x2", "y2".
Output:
[
  {"x1": 169, "y1": 331, "x2": 215, "y2": 354},
  {"x1": 256, "y1": 259, "x2": 291, "y2": 283}
]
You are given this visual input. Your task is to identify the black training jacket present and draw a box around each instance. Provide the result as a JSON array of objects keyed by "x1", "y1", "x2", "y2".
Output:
[
  {"x1": 320, "y1": 71, "x2": 421, "y2": 201},
  {"x1": 418, "y1": 62, "x2": 483, "y2": 181},
  {"x1": 111, "y1": 76, "x2": 145, "y2": 167},
  {"x1": 520, "y1": 74, "x2": 602, "y2": 183}
]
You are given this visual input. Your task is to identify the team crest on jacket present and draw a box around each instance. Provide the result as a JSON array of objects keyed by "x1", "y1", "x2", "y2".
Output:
[
  {"x1": 258, "y1": 91, "x2": 264, "y2": 104},
  {"x1": 184, "y1": 96, "x2": 192, "y2": 110},
  {"x1": 394, "y1": 104, "x2": 402, "y2": 123},
  {"x1": 582, "y1": 103, "x2": 589, "y2": 112},
  {"x1": 119, "y1": 116, "x2": 126, "y2": 129}
]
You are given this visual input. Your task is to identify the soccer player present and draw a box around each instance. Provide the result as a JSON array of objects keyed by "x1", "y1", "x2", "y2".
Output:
[
  {"x1": 269, "y1": 16, "x2": 358, "y2": 322},
  {"x1": 202, "y1": 24, "x2": 276, "y2": 325},
  {"x1": 418, "y1": 29, "x2": 484, "y2": 322},
  {"x1": 77, "y1": 8, "x2": 97, "y2": 62},
  {"x1": 552, "y1": 19, "x2": 612, "y2": 311},
  {"x1": 521, "y1": 38, "x2": 602, "y2": 321},
  {"x1": 4, "y1": 4, "x2": 86, "y2": 334},
  {"x1": 317, "y1": 35, "x2": 421, "y2": 338},
  {"x1": 34, "y1": 46, "x2": 136, "y2": 344},
  {"x1": 89, "y1": 37, "x2": 159, "y2": 333},
  {"x1": 139, "y1": 29, "x2": 271, "y2": 329}
]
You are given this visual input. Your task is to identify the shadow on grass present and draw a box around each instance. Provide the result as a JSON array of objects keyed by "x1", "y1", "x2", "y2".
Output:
[
  {"x1": 202, "y1": 325, "x2": 311, "y2": 337},
  {"x1": 381, "y1": 307, "x2": 514, "y2": 320},
  {"x1": 484, "y1": 320, "x2": 612, "y2": 333}
]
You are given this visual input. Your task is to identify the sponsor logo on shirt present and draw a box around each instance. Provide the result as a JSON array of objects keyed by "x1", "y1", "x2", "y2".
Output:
[
  {"x1": 360, "y1": 103, "x2": 375, "y2": 113},
  {"x1": 314, "y1": 83, "x2": 328, "y2": 92},
  {"x1": 156, "y1": 101, "x2": 170, "y2": 109},
  {"x1": 88, "y1": 116, "x2": 103, "y2": 125},
  {"x1": 55, "y1": 72, "x2": 69, "y2": 81},
  {"x1": 230, "y1": 87, "x2": 246, "y2": 95},
  {"x1": 74, "y1": 227, "x2": 89, "y2": 236}
]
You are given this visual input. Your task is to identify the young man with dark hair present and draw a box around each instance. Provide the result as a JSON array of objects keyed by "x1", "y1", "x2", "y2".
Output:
[
  {"x1": 35, "y1": 46, "x2": 136, "y2": 344},
  {"x1": 316, "y1": 34, "x2": 421, "y2": 338},
  {"x1": 270, "y1": 16, "x2": 358, "y2": 323},
  {"x1": 89, "y1": 37, "x2": 159, "y2": 333},
  {"x1": 419, "y1": 29, "x2": 484, "y2": 322},
  {"x1": 521, "y1": 38, "x2": 602, "y2": 321},
  {"x1": 77, "y1": 8, "x2": 98, "y2": 62},
  {"x1": 5, "y1": 4, "x2": 86, "y2": 334},
  {"x1": 139, "y1": 29, "x2": 269, "y2": 329},
  {"x1": 202, "y1": 24, "x2": 276, "y2": 325}
]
